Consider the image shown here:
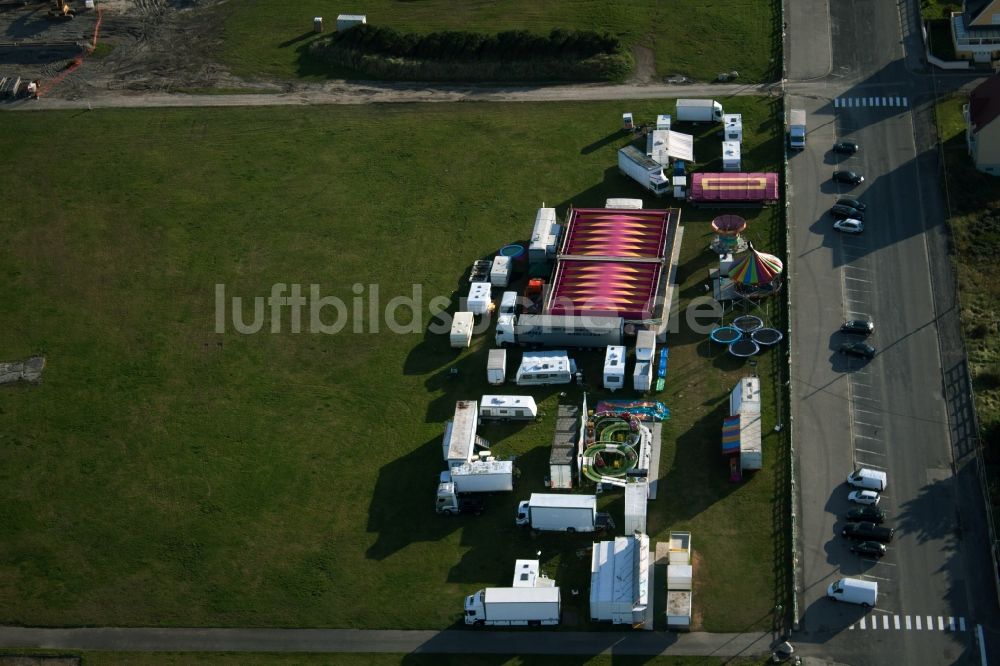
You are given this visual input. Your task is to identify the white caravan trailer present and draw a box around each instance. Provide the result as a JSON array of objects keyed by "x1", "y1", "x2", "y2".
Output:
[
  {"x1": 603, "y1": 345, "x2": 626, "y2": 391},
  {"x1": 515, "y1": 351, "x2": 576, "y2": 386},
  {"x1": 479, "y1": 395, "x2": 538, "y2": 421}
]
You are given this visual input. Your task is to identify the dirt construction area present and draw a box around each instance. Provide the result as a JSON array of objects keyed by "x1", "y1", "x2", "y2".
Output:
[{"x1": 0, "y1": 0, "x2": 263, "y2": 98}]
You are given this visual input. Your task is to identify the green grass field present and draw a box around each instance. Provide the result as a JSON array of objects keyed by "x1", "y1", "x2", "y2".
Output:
[
  {"x1": 936, "y1": 95, "x2": 1000, "y2": 516},
  {"x1": 0, "y1": 98, "x2": 785, "y2": 631},
  {"x1": 218, "y1": 1, "x2": 779, "y2": 83}
]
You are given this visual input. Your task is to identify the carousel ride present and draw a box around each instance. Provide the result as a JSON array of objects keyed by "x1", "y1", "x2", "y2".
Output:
[
  {"x1": 710, "y1": 243, "x2": 785, "y2": 358},
  {"x1": 710, "y1": 214, "x2": 749, "y2": 254}
]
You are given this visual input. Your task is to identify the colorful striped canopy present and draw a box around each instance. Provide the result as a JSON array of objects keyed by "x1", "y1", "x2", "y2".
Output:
[
  {"x1": 722, "y1": 415, "x2": 741, "y2": 455},
  {"x1": 727, "y1": 246, "x2": 783, "y2": 285}
]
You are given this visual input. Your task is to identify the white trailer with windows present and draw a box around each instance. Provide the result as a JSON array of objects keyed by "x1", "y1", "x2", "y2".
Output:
[
  {"x1": 490, "y1": 256, "x2": 511, "y2": 287},
  {"x1": 603, "y1": 345, "x2": 626, "y2": 391},
  {"x1": 467, "y1": 282, "x2": 492, "y2": 315},
  {"x1": 656, "y1": 114, "x2": 672, "y2": 130},
  {"x1": 515, "y1": 351, "x2": 576, "y2": 386},
  {"x1": 722, "y1": 141, "x2": 741, "y2": 172},
  {"x1": 479, "y1": 395, "x2": 538, "y2": 420},
  {"x1": 487, "y1": 349, "x2": 507, "y2": 385},
  {"x1": 723, "y1": 114, "x2": 743, "y2": 142},
  {"x1": 529, "y1": 207, "x2": 560, "y2": 262},
  {"x1": 450, "y1": 312, "x2": 474, "y2": 348}
]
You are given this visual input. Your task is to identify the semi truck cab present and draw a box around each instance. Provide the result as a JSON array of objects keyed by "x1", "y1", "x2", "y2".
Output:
[{"x1": 464, "y1": 591, "x2": 486, "y2": 624}]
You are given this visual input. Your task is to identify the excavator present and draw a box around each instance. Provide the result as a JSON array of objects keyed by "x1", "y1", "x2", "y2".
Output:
[{"x1": 45, "y1": 0, "x2": 75, "y2": 20}]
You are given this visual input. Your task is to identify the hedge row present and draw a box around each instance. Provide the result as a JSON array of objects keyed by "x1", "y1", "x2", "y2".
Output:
[
  {"x1": 312, "y1": 43, "x2": 633, "y2": 82},
  {"x1": 325, "y1": 25, "x2": 622, "y2": 62}
]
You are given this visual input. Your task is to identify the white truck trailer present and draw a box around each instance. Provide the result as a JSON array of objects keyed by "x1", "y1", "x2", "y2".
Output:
[
  {"x1": 788, "y1": 109, "x2": 807, "y2": 149},
  {"x1": 618, "y1": 145, "x2": 670, "y2": 197},
  {"x1": 496, "y1": 314, "x2": 625, "y2": 349},
  {"x1": 515, "y1": 493, "x2": 614, "y2": 532},
  {"x1": 464, "y1": 559, "x2": 560, "y2": 626},
  {"x1": 675, "y1": 99, "x2": 724, "y2": 123}
]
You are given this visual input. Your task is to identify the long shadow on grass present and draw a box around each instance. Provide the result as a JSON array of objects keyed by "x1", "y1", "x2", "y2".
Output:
[
  {"x1": 658, "y1": 398, "x2": 741, "y2": 524},
  {"x1": 366, "y1": 435, "x2": 474, "y2": 560}
]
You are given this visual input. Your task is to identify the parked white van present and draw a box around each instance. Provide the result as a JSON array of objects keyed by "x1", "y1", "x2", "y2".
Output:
[
  {"x1": 846, "y1": 468, "x2": 887, "y2": 491},
  {"x1": 827, "y1": 577, "x2": 877, "y2": 607}
]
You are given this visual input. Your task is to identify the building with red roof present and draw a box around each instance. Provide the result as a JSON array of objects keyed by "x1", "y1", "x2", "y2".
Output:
[{"x1": 964, "y1": 74, "x2": 1000, "y2": 174}]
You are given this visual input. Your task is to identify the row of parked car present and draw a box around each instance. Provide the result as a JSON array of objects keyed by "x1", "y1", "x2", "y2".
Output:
[{"x1": 843, "y1": 468, "x2": 893, "y2": 557}]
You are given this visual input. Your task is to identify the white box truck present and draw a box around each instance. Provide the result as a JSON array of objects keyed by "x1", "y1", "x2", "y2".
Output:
[
  {"x1": 515, "y1": 493, "x2": 614, "y2": 532},
  {"x1": 676, "y1": 99, "x2": 724, "y2": 123},
  {"x1": 788, "y1": 109, "x2": 806, "y2": 149},
  {"x1": 464, "y1": 585, "x2": 560, "y2": 626},
  {"x1": 436, "y1": 460, "x2": 514, "y2": 514},
  {"x1": 618, "y1": 145, "x2": 670, "y2": 197},
  {"x1": 486, "y1": 348, "x2": 507, "y2": 385},
  {"x1": 827, "y1": 577, "x2": 877, "y2": 607}
]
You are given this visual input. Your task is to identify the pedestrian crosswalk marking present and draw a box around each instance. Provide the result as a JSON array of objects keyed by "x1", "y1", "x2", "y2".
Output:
[
  {"x1": 849, "y1": 614, "x2": 968, "y2": 632},
  {"x1": 834, "y1": 96, "x2": 909, "y2": 109}
]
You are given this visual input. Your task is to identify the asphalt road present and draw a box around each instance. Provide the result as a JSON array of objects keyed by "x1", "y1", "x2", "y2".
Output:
[{"x1": 787, "y1": 0, "x2": 996, "y2": 664}]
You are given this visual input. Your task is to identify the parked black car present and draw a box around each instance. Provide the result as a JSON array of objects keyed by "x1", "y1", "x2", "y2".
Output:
[
  {"x1": 833, "y1": 140, "x2": 860, "y2": 154},
  {"x1": 851, "y1": 540, "x2": 887, "y2": 558},
  {"x1": 839, "y1": 342, "x2": 876, "y2": 359},
  {"x1": 841, "y1": 319, "x2": 875, "y2": 336},
  {"x1": 836, "y1": 196, "x2": 866, "y2": 211},
  {"x1": 833, "y1": 170, "x2": 865, "y2": 185},
  {"x1": 831, "y1": 204, "x2": 864, "y2": 220},
  {"x1": 842, "y1": 521, "x2": 895, "y2": 543},
  {"x1": 846, "y1": 506, "x2": 887, "y2": 524}
]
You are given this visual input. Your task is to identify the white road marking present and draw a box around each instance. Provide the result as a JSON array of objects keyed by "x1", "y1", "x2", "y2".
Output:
[
  {"x1": 854, "y1": 434, "x2": 882, "y2": 442},
  {"x1": 916, "y1": 615, "x2": 922, "y2": 630},
  {"x1": 882, "y1": 615, "x2": 890, "y2": 629},
  {"x1": 902, "y1": 96, "x2": 908, "y2": 106},
  {"x1": 855, "y1": 408, "x2": 882, "y2": 416},
  {"x1": 855, "y1": 448, "x2": 885, "y2": 456},
  {"x1": 960, "y1": 617, "x2": 967, "y2": 631},
  {"x1": 836, "y1": 98, "x2": 841, "y2": 107},
  {"x1": 906, "y1": 615, "x2": 912, "y2": 630},
  {"x1": 859, "y1": 616, "x2": 867, "y2": 629},
  {"x1": 854, "y1": 421, "x2": 882, "y2": 428},
  {"x1": 894, "y1": 615, "x2": 900, "y2": 629},
  {"x1": 927, "y1": 616, "x2": 933, "y2": 630},
  {"x1": 844, "y1": 276, "x2": 870, "y2": 282},
  {"x1": 949, "y1": 616, "x2": 956, "y2": 631},
  {"x1": 938, "y1": 616, "x2": 945, "y2": 631},
  {"x1": 862, "y1": 573, "x2": 891, "y2": 581}
]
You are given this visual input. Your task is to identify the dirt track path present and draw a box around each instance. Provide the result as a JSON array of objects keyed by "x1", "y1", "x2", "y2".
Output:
[{"x1": 3, "y1": 81, "x2": 780, "y2": 111}]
